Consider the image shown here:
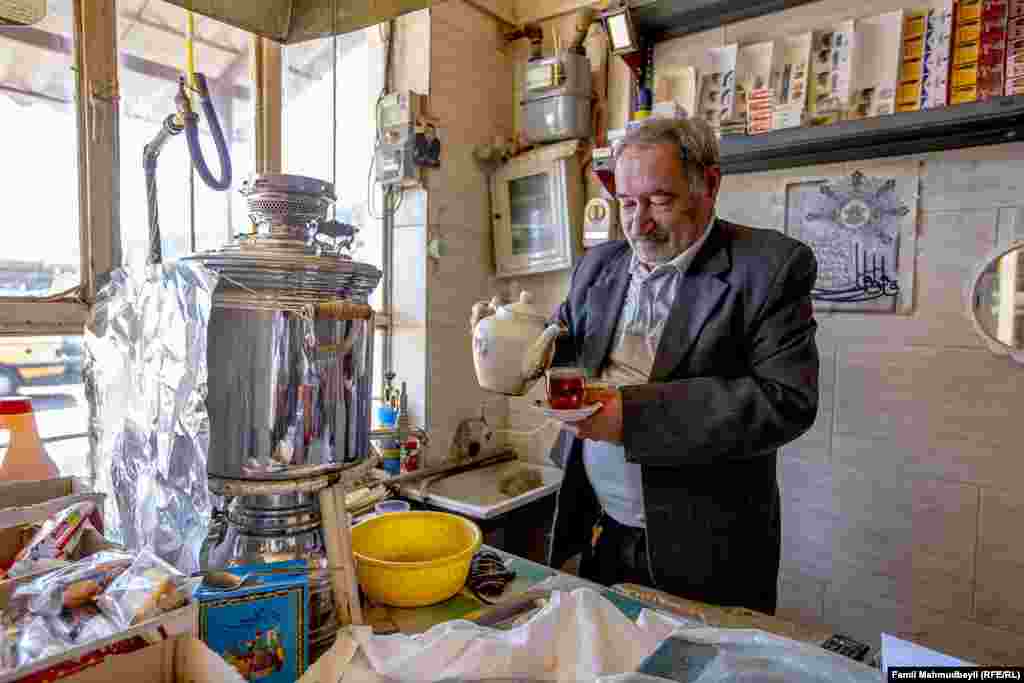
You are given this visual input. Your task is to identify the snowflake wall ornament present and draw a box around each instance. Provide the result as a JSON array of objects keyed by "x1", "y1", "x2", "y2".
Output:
[{"x1": 786, "y1": 170, "x2": 911, "y2": 311}]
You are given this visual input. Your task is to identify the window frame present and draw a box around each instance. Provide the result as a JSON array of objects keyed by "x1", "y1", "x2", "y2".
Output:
[
  {"x1": 0, "y1": 1, "x2": 393, "y2": 399},
  {"x1": 0, "y1": 0, "x2": 118, "y2": 334},
  {"x1": 0, "y1": 0, "x2": 260, "y2": 334}
]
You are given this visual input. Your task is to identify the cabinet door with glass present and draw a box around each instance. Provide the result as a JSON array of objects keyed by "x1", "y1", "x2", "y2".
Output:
[{"x1": 490, "y1": 140, "x2": 582, "y2": 278}]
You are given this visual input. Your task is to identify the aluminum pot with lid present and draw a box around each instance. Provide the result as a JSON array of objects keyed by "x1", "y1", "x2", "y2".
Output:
[{"x1": 185, "y1": 173, "x2": 382, "y2": 484}]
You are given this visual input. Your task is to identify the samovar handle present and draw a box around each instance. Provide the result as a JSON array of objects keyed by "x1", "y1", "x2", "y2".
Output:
[{"x1": 317, "y1": 300, "x2": 374, "y2": 320}]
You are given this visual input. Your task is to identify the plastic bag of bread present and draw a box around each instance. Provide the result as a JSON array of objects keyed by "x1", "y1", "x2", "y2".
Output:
[
  {"x1": 7, "y1": 501, "x2": 97, "y2": 578},
  {"x1": 11, "y1": 614, "x2": 70, "y2": 668},
  {"x1": 48, "y1": 604, "x2": 116, "y2": 644},
  {"x1": 96, "y1": 549, "x2": 188, "y2": 628},
  {"x1": 8, "y1": 551, "x2": 134, "y2": 618},
  {"x1": 1, "y1": 622, "x2": 19, "y2": 673}
]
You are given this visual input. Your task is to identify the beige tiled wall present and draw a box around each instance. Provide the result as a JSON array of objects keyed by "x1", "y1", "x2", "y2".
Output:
[
  {"x1": 421, "y1": 1, "x2": 517, "y2": 464},
  {"x1": 501, "y1": 0, "x2": 1024, "y2": 664},
  {"x1": 386, "y1": 10, "x2": 431, "y2": 435}
]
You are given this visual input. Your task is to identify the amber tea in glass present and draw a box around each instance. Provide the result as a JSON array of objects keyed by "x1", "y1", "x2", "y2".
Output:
[{"x1": 546, "y1": 367, "x2": 586, "y2": 409}]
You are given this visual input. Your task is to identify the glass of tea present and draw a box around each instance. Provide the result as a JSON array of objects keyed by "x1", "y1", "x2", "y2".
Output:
[{"x1": 546, "y1": 367, "x2": 586, "y2": 410}]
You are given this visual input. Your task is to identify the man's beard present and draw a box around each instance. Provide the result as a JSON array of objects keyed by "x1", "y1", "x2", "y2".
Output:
[{"x1": 629, "y1": 228, "x2": 678, "y2": 266}]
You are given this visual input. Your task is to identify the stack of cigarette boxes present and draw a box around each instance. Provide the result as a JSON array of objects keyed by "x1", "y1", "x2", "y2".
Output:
[
  {"x1": 748, "y1": 87, "x2": 776, "y2": 133},
  {"x1": 951, "y1": 0, "x2": 984, "y2": 103},
  {"x1": 951, "y1": 0, "x2": 1009, "y2": 103},
  {"x1": 1006, "y1": 0, "x2": 1024, "y2": 94},
  {"x1": 897, "y1": 10, "x2": 929, "y2": 112},
  {"x1": 898, "y1": 5, "x2": 954, "y2": 112},
  {"x1": 808, "y1": 21, "x2": 855, "y2": 125},
  {"x1": 924, "y1": 4, "x2": 955, "y2": 107},
  {"x1": 979, "y1": 0, "x2": 1010, "y2": 98},
  {"x1": 773, "y1": 33, "x2": 812, "y2": 129}
]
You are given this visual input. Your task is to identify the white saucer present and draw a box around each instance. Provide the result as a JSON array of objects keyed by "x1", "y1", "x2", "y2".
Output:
[{"x1": 533, "y1": 400, "x2": 602, "y2": 423}]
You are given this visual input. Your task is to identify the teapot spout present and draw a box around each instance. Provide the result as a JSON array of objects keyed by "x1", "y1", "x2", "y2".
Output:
[{"x1": 521, "y1": 323, "x2": 565, "y2": 388}]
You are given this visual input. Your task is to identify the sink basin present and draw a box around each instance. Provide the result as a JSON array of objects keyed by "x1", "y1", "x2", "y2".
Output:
[{"x1": 400, "y1": 460, "x2": 563, "y2": 520}]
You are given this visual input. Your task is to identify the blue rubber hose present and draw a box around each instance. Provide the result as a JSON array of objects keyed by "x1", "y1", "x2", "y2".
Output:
[{"x1": 181, "y1": 73, "x2": 232, "y2": 191}]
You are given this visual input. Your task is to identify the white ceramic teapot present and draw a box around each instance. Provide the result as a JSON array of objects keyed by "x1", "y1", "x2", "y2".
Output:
[{"x1": 470, "y1": 291, "x2": 564, "y2": 396}]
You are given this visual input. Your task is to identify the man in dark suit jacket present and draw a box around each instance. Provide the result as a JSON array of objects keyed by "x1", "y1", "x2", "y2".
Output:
[{"x1": 546, "y1": 117, "x2": 819, "y2": 615}]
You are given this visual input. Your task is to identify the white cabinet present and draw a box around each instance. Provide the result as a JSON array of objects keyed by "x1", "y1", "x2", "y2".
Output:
[{"x1": 489, "y1": 140, "x2": 584, "y2": 278}]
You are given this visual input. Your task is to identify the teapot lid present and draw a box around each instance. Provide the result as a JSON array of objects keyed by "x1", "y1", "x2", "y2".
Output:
[{"x1": 501, "y1": 291, "x2": 546, "y2": 321}]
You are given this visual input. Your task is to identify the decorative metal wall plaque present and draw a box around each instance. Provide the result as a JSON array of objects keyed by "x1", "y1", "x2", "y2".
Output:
[{"x1": 785, "y1": 169, "x2": 916, "y2": 313}]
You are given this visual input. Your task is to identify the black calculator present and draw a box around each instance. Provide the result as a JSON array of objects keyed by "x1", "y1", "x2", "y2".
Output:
[{"x1": 821, "y1": 634, "x2": 872, "y2": 662}]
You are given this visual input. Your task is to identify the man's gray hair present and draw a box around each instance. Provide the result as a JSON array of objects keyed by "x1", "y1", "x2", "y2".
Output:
[{"x1": 612, "y1": 117, "x2": 720, "y2": 195}]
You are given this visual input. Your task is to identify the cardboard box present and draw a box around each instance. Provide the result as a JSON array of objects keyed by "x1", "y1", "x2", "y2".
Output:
[
  {"x1": 654, "y1": 65, "x2": 699, "y2": 118},
  {"x1": 195, "y1": 562, "x2": 314, "y2": 683},
  {"x1": 978, "y1": 0, "x2": 1009, "y2": 99},
  {"x1": 951, "y1": 0, "x2": 1009, "y2": 102},
  {"x1": 772, "y1": 102, "x2": 805, "y2": 130},
  {"x1": 923, "y1": 4, "x2": 954, "y2": 108},
  {"x1": 853, "y1": 10, "x2": 905, "y2": 118},
  {"x1": 0, "y1": 480, "x2": 199, "y2": 683},
  {"x1": 808, "y1": 20, "x2": 855, "y2": 117},
  {"x1": 1, "y1": 478, "x2": 106, "y2": 582},
  {"x1": 736, "y1": 41, "x2": 782, "y2": 126},
  {"x1": 0, "y1": 583, "x2": 197, "y2": 683},
  {"x1": 951, "y1": 0, "x2": 982, "y2": 103},
  {"x1": 897, "y1": 10, "x2": 928, "y2": 112},
  {"x1": 747, "y1": 87, "x2": 776, "y2": 134},
  {"x1": 698, "y1": 44, "x2": 738, "y2": 130},
  {"x1": 1006, "y1": 32, "x2": 1024, "y2": 91},
  {"x1": 41, "y1": 636, "x2": 243, "y2": 683},
  {"x1": 770, "y1": 33, "x2": 812, "y2": 129},
  {"x1": 896, "y1": 6, "x2": 952, "y2": 112},
  {"x1": 0, "y1": 479, "x2": 104, "y2": 532}
]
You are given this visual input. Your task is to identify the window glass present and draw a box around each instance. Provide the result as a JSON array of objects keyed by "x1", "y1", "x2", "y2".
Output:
[
  {"x1": 118, "y1": 1, "x2": 254, "y2": 267},
  {"x1": 0, "y1": 335, "x2": 88, "y2": 478},
  {"x1": 282, "y1": 26, "x2": 385, "y2": 311},
  {"x1": 0, "y1": 0, "x2": 81, "y2": 297},
  {"x1": 283, "y1": 26, "x2": 388, "y2": 408}
]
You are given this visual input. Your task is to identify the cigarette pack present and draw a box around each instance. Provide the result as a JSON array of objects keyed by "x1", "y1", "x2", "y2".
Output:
[
  {"x1": 922, "y1": 4, "x2": 954, "y2": 108},
  {"x1": 897, "y1": 10, "x2": 928, "y2": 111},
  {"x1": 809, "y1": 21, "x2": 855, "y2": 116},
  {"x1": 853, "y1": 11, "x2": 904, "y2": 118}
]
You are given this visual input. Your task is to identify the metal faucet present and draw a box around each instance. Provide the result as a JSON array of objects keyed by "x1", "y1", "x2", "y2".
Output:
[{"x1": 368, "y1": 381, "x2": 430, "y2": 445}]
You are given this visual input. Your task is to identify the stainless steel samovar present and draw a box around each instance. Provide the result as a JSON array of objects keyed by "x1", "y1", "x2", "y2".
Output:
[{"x1": 186, "y1": 173, "x2": 382, "y2": 661}]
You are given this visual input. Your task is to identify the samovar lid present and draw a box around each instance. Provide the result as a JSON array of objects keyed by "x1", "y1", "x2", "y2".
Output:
[
  {"x1": 185, "y1": 173, "x2": 382, "y2": 302},
  {"x1": 240, "y1": 173, "x2": 336, "y2": 200},
  {"x1": 188, "y1": 245, "x2": 382, "y2": 302}
]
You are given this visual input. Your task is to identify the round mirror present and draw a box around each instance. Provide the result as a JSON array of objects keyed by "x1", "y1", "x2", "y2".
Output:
[{"x1": 968, "y1": 240, "x2": 1024, "y2": 363}]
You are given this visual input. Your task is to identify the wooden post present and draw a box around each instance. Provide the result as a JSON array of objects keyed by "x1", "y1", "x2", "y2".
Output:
[
  {"x1": 332, "y1": 484, "x2": 364, "y2": 625},
  {"x1": 317, "y1": 484, "x2": 353, "y2": 626}
]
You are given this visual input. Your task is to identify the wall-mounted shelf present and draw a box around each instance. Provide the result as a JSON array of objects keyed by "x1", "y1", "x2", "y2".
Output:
[
  {"x1": 630, "y1": 0, "x2": 823, "y2": 43},
  {"x1": 719, "y1": 96, "x2": 1024, "y2": 175}
]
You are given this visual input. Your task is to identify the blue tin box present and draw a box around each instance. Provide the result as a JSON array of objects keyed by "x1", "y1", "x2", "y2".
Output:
[{"x1": 196, "y1": 561, "x2": 311, "y2": 683}]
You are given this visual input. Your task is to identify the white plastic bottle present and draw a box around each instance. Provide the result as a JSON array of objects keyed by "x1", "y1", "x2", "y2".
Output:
[{"x1": 0, "y1": 397, "x2": 59, "y2": 481}]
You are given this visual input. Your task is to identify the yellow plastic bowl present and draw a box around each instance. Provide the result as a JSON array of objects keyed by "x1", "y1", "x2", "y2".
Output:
[{"x1": 350, "y1": 511, "x2": 482, "y2": 607}]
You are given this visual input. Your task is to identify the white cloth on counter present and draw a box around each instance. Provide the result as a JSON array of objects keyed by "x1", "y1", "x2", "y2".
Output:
[
  {"x1": 302, "y1": 588, "x2": 677, "y2": 683},
  {"x1": 299, "y1": 587, "x2": 880, "y2": 683}
]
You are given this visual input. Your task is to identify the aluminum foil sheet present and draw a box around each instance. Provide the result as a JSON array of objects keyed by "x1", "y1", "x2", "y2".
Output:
[{"x1": 83, "y1": 261, "x2": 219, "y2": 574}]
